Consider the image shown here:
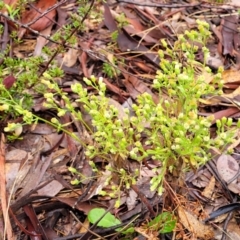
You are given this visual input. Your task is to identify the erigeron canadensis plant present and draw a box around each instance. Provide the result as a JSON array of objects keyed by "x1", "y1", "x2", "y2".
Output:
[{"x1": 2, "y1": 20, "x2": 238, "y2": 197}]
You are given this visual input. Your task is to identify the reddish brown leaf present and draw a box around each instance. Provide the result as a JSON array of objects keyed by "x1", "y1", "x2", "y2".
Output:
[
  {"x1": 211, "y1": 107, "x2": 239, "y2": 124},
  {"x1": 23, "y1": 204, "x2": 46, "y2": 239},
  {"x1": 103, "y1": 3, "x2": 159, "y2": 66},
  {"x1": 122, "y1": 73, "x2": 159, "y2": 104},
  {"x1": 18, "y1": 0, "x2": 57, "y2": 38},
  {"x1": 56, "y1": 197, "x2": 101, "y2": 214},
  {"x1": 3, "y1": 75, "x2": 16, "y2": 89}
]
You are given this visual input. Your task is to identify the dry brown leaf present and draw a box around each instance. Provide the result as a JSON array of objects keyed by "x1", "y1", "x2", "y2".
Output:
[
  {"x1": 79, "y1": 218, "x2": 90, "y2": 234},
  {"x1": 222, "y1": 69, "x2": 240, "y2": 84},
  {"x1": 122, "y1": 73, "x2": 159, "y2": 104},
  {"x1": 211, "y1": 107, "x2": 240, "y2": 124},
  {"x1": 18, "y1": 0, "x2": 57, "y2": 39},
  {"x1": 17, "y1": 153, "x2": 52, "y2": 198},
  {"x1": 202, "y1": 176, "x2": 215, "y2": 199},
  {"x1": 103, "y1": 3, "x2": 160, "y2": 66},
  {"x1": 178, "y1": 206, "x2": 214, "y2": 239},
  {"x1": 227, "y1": 221, "x2": 240, "y2": 239}
]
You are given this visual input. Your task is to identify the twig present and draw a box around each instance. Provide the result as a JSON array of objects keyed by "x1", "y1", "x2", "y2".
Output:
[
  {"x1": 131, "y1": 184, "x2": 156, "y2": 217},
  {"x1": 116, "y1": 0, "x2": 201, "y2": 8}
]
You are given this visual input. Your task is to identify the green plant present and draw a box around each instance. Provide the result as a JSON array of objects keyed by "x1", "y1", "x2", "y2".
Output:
[
  {"x1": 147, "y1": 212, "x2": 176, "y2": 234},
  {"x1": 102, "y1": 60, "x2": 121, "y2": 78},
  {"x1": 1, "y1": 18, "x2": 237, "y2": 197},
  {"x1": 3, "y1": 4, "x2": 20, "y2": 19},
  {"x1": 115, "y1": 13, "x2": 129, "y2": 28},
  {"x1": 87, "y1": 207, "x2": 136, "y2": 237},
  {"x1": 88, "y1": 208, "x2": 121, "y2": 228}
]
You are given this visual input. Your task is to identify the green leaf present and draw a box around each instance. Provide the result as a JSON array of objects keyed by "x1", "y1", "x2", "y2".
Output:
[
  {"x1": 148, "y1": 212, "x2": 176, "y2": 234},
  {"x1": 88, "y1": 208, "x2": 121, "y2": 228}
]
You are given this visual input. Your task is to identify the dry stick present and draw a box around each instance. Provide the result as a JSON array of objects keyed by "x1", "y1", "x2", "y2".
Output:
[
  {"x1": 221, "y1": 210, "x2": 233, "y2": 240},
  {"x1": 116, "y1": 0, "x2": 201, "y2": 8},
  {"x1": 38, "y1": 0, "x2": 95, "y2": 77},
  {"x1": 0, "y1": 134, "x2": 13, "y2": 240}
]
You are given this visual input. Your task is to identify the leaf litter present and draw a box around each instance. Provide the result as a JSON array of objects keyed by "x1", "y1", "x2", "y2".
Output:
[{"x1": 2, "y1": 0, "x2": 240, "y2": 239}]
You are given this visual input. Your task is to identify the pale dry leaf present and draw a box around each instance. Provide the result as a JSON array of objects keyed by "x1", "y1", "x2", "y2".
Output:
[
  {"x1": 18, "y1": 154, "x2": 52, "y2": 198},
  {"x1": 191, "y1": 169, "x2": 212, "y2": 188},
  {"x1": 37, "y1": 180, "x2": 64, "y2": 197},
  {"x1": 107, "y1": 97, "x2": 128, "y2": 120},
  {"x1": 5, "y1": 162, "x2": 21, "y2": 193},
  {"x1": 137, "y1": 176, "x2": 155, "y2": 198},
  {"x1": 202, "y1": 176, "x2": 215, "y2": 199},
  {"x1": 34, "y1": 25, "x2": 53, "y2": 56},
  {"x1": 178, "y1": 206, "x2": 214, "y2": 239},
  {"x1": 63, "y1": 43, "x2": 79, "y2": 67},
  {"x1": 122, "y1": 97, "x2": 134, "y2": 116},
  {"x1": 181, "y1": 16, "x2": 196, "y2": 28},
  {"x1": 206, "y1": 53, "x2": 223, "y2": 69},
  {"x1": 199, "y1": 97, "x2": 222, "y2": 106},
  {"x1": 228, "y1": 182, "x2": 240, "y2": 194},
  {"x1": 84, "y1": 166, "x2": 112, "y2": 200},
  {"x1": 217, "y1": 154, "x2": 239, "y2": 183},
  {"x1": 225, "y1": 130, "x2": 240, "y2": 153},
  {"x1": 5, "y1": 149, "x2": 29, "y2": 191},
  {"x1": 229, "y1": 0, "x2": 240, "y2": 7},
  {"x1": 29, "y1": 123, "x2": 56, "y2": 134},
  {"x1": 126, "y1": 189, "x2": 137, "y2": 211}
]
